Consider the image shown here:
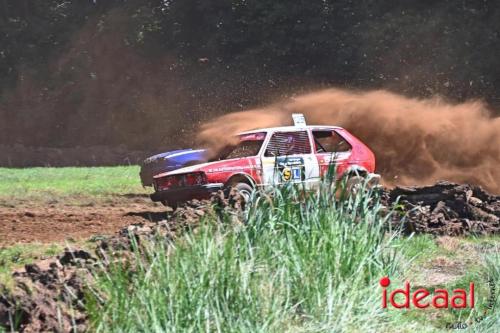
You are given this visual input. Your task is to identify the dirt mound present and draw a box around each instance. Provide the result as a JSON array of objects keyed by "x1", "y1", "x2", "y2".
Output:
[
  {"x1": 387, "y1": 181, "x2": 500, "y2": 235},
  {"x1": 98, "y1": 190, "x2": 245, "y2": 254},
  {"x1": 0, "y1": 249, "x2": 95, "y2": 332}
]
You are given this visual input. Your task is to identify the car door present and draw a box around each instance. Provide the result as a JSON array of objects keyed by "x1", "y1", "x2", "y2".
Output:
[
  {"x1": 260, "y1": 130, "x2": 320, "y2": 189},
  {"x1": 312, "y1": 129, "x2": 353, "y2": 181}
]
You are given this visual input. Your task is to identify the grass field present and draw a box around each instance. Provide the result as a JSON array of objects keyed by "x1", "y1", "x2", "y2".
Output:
[{"x1": 0, "y1": 166, "x2": 147, "y2": 203}]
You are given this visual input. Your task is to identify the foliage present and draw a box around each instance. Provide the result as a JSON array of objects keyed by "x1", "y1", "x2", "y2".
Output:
[
  {"x1": 1, "y1": 1, "x2": 499, "y2": 150},
  {"x1": 87, "y1": 183, "x2": 404, "y2": 332}
]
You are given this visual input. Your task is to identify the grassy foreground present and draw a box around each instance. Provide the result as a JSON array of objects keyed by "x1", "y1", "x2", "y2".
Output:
[
  {"x1": 0, "y1": 166, "x2": 146, "y2": 202},
  {"x1": 0, "y1": 168, "x2": 498, "y2": 331},
  {"x1": 86, "y1": 184, "x2": 499, "y2": 332}
]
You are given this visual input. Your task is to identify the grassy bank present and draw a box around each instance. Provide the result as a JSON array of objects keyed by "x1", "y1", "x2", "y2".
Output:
[
  {"x1": 86, "y1": 184, "x2": 499, "y2": 332},
  {"x1": 0, "y1": 166, "x2": 147, "y2": 203}
]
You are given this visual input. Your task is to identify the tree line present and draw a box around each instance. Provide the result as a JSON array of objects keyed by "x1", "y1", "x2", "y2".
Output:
[{"x1": 1, "y1": 0, "x2": 499, "y2": 149}]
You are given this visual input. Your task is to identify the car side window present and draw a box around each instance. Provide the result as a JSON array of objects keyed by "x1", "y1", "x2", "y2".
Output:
[
  {"x1": 265, "y1": 131, "x2": 311, "y2": 157},
  {"x1": 312, "y1": 130, "x2": 352, "y2": 153}
]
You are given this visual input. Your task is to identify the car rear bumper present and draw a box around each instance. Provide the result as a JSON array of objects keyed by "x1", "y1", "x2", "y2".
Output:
[{"x1": 150, "y1": 183, "x2": 224, "y2": 203}]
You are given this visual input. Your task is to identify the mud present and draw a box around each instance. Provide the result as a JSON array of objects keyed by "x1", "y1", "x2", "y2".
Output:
[
  {"x1": 386, "y1": 181, "x2": 500, "y2": 236},
  {"x1": 0, "y1": 249, "x2": 96, "y2": 332}
]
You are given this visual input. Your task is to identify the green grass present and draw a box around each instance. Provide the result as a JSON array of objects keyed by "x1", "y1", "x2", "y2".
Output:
[
  {"x1": 395, "y1": 234, "x2": 441, "y2": 262},
  {"x1": 0, "y1": 166, "x2": 147, "y2": 202},
  {"x1": 392, "y1": 235, "x2": 500, "y2": 332},
  {"x1": 86, "y1": 183, "x2": 403, "y2": 332},
  {"x1": 84, "y1": 183, "x2": 500, "y2": 332}
]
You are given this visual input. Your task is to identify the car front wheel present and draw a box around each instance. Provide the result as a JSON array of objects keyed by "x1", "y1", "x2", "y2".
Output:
[
  {"x1": 233, "y1": 182, "x2": 253, "y2": 203},
  {"x1": 161, "y1": 200, "x2": 178, "y2": 210}
]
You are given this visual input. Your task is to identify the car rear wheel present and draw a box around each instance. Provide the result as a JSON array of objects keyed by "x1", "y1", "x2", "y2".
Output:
[
  {"x1": 344, "y1": 175, "x2": 365, "y2": 196},
  {"x1": 341, "y1": 172, "x2": 380, "y2": 196}
]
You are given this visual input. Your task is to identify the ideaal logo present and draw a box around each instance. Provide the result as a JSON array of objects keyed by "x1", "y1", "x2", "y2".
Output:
[
  {"x1": 379, "y1": 277, "x2": 475, "y2": 309},
  {"x1": 380, "y1": 276, "x2": 497, "y2": 329}
]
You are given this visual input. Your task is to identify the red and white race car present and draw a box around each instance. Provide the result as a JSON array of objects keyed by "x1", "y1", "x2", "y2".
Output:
[{"x1": 151, "y1": 114, "x2": 379, "y2": 207}]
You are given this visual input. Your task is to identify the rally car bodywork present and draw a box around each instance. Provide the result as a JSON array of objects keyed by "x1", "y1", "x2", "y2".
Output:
[
  {"x1": 140, "y1": 149, "x2": 207, "y2": 186},
  {"x1": 151, "y1": 115, "x2": 379, "y2": 207}
]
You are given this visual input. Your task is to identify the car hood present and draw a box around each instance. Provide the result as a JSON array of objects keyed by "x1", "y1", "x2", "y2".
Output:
[{"x1": 143, "y1": 149, "x2": 205, "y2": 164}]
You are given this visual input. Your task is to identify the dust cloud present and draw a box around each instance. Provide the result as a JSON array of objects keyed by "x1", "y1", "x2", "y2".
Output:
[{"x1": 197, "y1": 88, "x2": 500, "y2": 193}]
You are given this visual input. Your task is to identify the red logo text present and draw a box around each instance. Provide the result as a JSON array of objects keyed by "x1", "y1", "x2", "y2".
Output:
[{"x1": 380, "y1": 277, "x2": 475, "y2": 309}]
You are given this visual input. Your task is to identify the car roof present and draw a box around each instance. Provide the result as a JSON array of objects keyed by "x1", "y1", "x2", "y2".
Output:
[{"x1": 238, "y1": 125, "x2": 343, "y2": 135}]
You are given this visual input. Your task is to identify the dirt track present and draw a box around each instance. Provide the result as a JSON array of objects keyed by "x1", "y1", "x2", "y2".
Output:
[
  {"x1": 0, "y1": 197, "x2": 167, "y2": 246},
  {"x1": 1, "y1": 182, "x2": 499, "y2": 246}
]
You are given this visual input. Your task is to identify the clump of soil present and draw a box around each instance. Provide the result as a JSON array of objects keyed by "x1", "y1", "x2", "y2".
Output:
[
  {"x1": 98, "y1": 190, "x2": 245, "y2": 254},
  {"x1": 387, "y1": 181, "x2": 500, "y2": 235},
  {"x1": 0, "y1": 249, "x2": 95, "y2": 332}
]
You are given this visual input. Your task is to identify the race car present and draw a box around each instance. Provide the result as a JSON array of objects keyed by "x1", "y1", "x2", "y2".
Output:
[{"x1": 151, "y1": 114, "x2": 379, "y2": 207}]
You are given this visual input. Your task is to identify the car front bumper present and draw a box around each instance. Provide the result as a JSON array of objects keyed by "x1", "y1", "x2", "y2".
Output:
[{"x1": 150, "y1": 183, "x2": 224, "y2": 203}]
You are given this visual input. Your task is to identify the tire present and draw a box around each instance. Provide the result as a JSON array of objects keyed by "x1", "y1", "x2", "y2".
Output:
[
  {"x1": 161, "y1": 200, "x2": 178, "y2": 210},
  {"x1": 344, "y1": 175, "x2": 365, "y2": 196},
  {"x1": 233, "y1": 182, "x2": 253, "y2": 203}
]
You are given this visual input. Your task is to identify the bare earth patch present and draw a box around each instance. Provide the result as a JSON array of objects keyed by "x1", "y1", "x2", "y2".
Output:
[{"x1": 0, "y1": 197, "x2": 167, "y2": 246}]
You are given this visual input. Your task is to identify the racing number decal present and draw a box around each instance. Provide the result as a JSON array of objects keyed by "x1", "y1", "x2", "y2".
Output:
[
  {"x1": 282, "y1": 167, "x2": 292, "y2": 181},
  {"x1": 292, "y1": 168, "x2": 301, "y2": 180},
  {"x1": 281, "y1": 167, "x2": 301, "y2": 181}
]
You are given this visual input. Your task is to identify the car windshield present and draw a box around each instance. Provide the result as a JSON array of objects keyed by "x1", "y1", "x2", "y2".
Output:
[{"x1": 217, "y1": 132, "x2": 266, "y2": 160}]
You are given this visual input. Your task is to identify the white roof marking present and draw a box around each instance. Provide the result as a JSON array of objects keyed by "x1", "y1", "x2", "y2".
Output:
[{"x1": 238, "y1": 125, "x2": 343, "y2": 135}]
